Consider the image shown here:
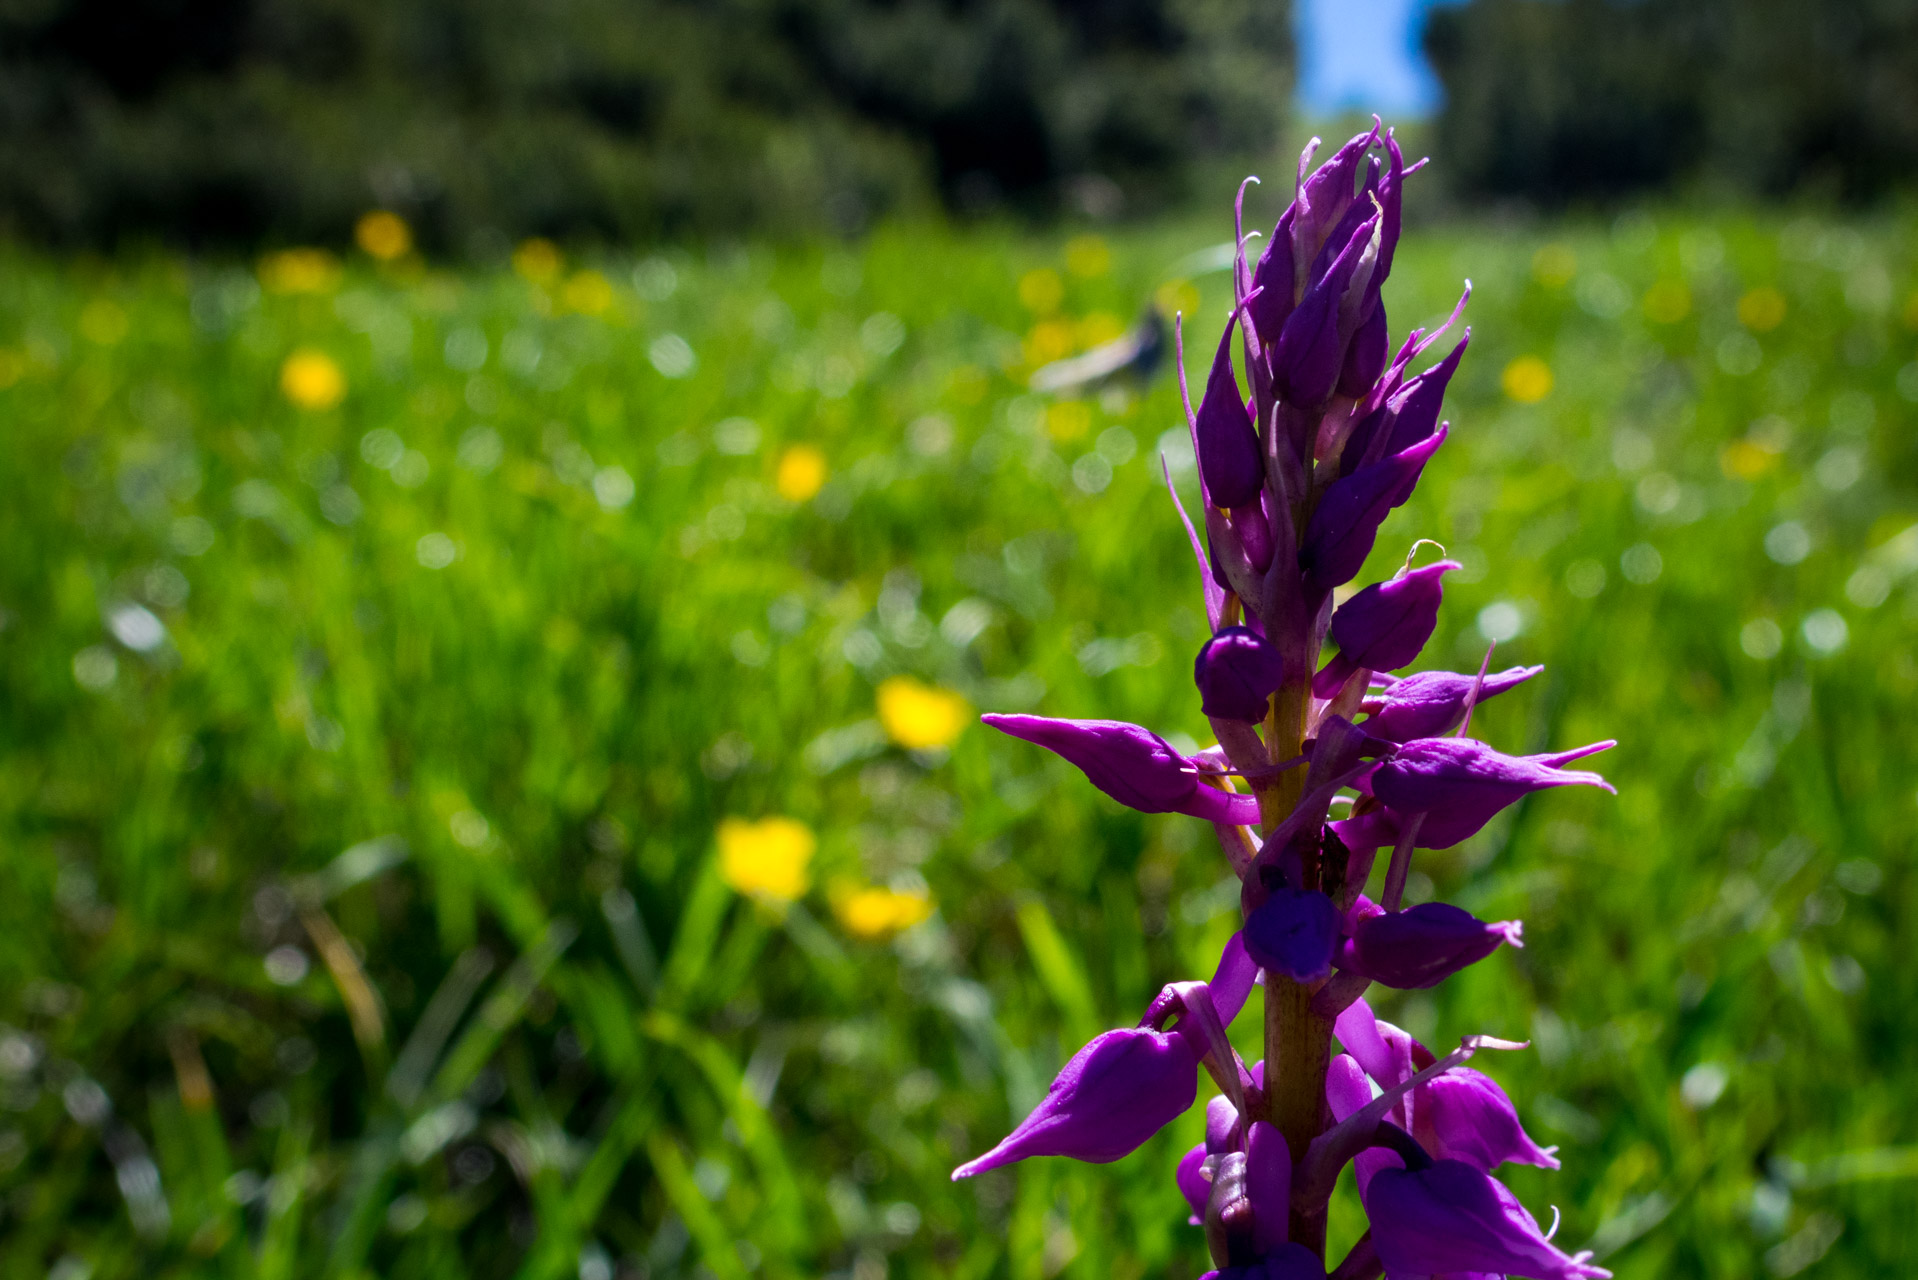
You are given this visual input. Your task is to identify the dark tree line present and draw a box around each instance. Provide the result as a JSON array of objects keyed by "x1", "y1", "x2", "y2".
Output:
[
  {"x1": 1424, "y1": 0, "x2": 1918, "y2": 203},
  {"x1": 0, "y1": 0, "x2": 1292, "y2": 249}
]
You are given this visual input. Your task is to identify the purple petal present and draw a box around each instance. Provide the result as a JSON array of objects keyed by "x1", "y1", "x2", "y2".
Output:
[
  {"x1": 1334, "y1": 296, "x2": 1390, "y2": 400},
  {"x1": 1301, "y1": 430, "x2": 1449, "y2": 594},
  {"x1": 1361, "y1": 666, "x2": 1542, "y2": 742},
  {"x1": 952, "y1": 1027, "x2": 1199, "y2": 1176},
  {"x1": 1245, "y1": 1120, "x2": 1292, "y2": 1255},
  {"x1": 1421, "y1": 1069, "x2": 1560, "y2": 1173},
  {"x1": 983, "y1": 714, "x2": 1263, "y2": 825},
  {"x1": 1343, "y1": 902, "x2": 1523, "y2": 989},
  {"x1": 1196, "y1": 626, "x2": 1287, "y2": 723},
  {"x1": 1243, "y1": 887, "x2": 1341, "y2": 983},
  {"x1": 1313, "y1": 561, "x2": 1457, "y2": 697},
  {"x1": 1195, "y1": 312, "x2": 1263, "y2": 509},
  {"x1": 1272, "y1": 209, "x2": 1381, "y2": 409},
  {"x1": 1209, "y1": 932, "x2": 1259, "y2": 1025},
  {"x1": 1366, "y1": 1160, "x2": 1611, "y2": 1279},
  {"x1": 1342, "y1": 332, "x2": 1469, "y2": 479},
  {"x1": 1369, "y1": 737, "x2": 1616, "y2": 847},
  {"x1": 1178, "y1": 1141, "x2": 1210, "y2": 1222},
  {"x1": 1247, "y1": 205, "x2": 1298, "y2": 345}
]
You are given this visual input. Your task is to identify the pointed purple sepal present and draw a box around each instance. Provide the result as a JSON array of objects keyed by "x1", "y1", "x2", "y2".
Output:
[
  {"x1": 1341, "y1": 901, "x2": 1523, "y2": 989},
  {"x1": 1421, "y1": 1068, "x2": 1561, "y2": 1173},
  {"x1": 1368, "y1": 737, "x2": 1616, "y2": 847},
  {"x1": 952, "y1": 1026, "x2": 1198, "y2": 1177},
  {"x1": 1313, "y1": 561, "x2": 1458, "y2": 698},
  {"x1": 1243, "y1": 887, "x2": 1341, "y2": 983},
  {"x1": 1342, "y1": 333, "x2": 1469, "y2": 477},
  {"x1": 1367, "y1": 1159, "x2": 1611, "y2": 1279},
  {"x1": 1195, "y1": 312, "x2": 1263, "y2": 509},
  {"x1": 1196, "y1": 626, "x2": 1286, "y2": 723},
  {"x1": 1301, "y1": 429, "x2": 1449, "y2": 594},
  {"x1": 983, "y1": 714, "x2": 1262, "y2": 825},
  {"x1": 1271, "y1": 208, "x2": 1381, "y2": 410},
  {"x1": 1361, "y1": 665, "x2": 1542, "y2": 742}
]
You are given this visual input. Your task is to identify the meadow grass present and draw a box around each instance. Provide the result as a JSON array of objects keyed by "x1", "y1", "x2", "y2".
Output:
[{"x1": 0, "y1": 203, "x2": 1915, "y2": 1279}]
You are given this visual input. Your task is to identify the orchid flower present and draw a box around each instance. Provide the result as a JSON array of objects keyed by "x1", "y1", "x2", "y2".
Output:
[{"x1": 954, "y1": 123, "x2": 1617, "y2": 1280}]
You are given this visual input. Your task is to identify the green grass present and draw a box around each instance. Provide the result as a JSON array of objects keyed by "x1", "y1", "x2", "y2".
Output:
[{"x1": 1, "y1": 202, "x2": 1915, "y2": 1279}]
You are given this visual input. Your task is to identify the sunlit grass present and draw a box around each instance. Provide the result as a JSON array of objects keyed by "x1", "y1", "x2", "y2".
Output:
[{"x1": 0, "y1": 205, "x2": 1915, "y2": 1278}]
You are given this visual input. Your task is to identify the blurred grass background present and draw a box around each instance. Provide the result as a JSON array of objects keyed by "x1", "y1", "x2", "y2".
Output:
[{"x1": 1, "y1": 198, "x2": 1916, "y2": 1279}]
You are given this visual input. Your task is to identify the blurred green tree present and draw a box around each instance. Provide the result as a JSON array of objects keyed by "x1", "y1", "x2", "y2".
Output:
[
  {"x1": 1424, "y1": 0, "x2": 1918, "y2": 203},
  {"x1": 0, "y1": 0, "x2": 1292, "y2": 249}
]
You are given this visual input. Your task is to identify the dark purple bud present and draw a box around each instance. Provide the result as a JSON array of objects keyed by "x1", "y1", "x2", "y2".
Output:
[
  {"x1": 1421, "y1": 1068, "x2": 1561, "y2": 1172},
  {"x1": 1312, "y1": 561, "x2": 1457, "y2": 698},
  {"x1": 1342, "y1": 902, "x2": 1523, "y2": 989},
  {"x1": 1366, "y1": 1159, "x2": 1611, "y2": 1279},
  {"x1": 983, "y1": 714, "x2": 1262, "y2": 826},
  {"x1": 1243, "y1": 887, "x2": 1341, "y2": 983},
  {"x1": 1341, "y1": 333, "x2": 1469, "y2": 478},
  {"x1": 1195, "y1": 312, "x2": 1263, "y2": 509},
  {"x1": 1247, "y1": 205, "x2": 1297, "y2": 345},
  {"x1": 1293, "y1": 125, "x2": 1381, "y2": 264},
  {"x1": 1362, "y1": 665, "x2": 1542, "y2": 741},
  {"x1": 952, "y1": 1026, "x2": 1198, "y2": 1176},
  {"x1": 1196, "y1": 626, "x2": 1286, "y2": 723},
  {"x1": 1368, "y1": 737, "x2": 1616, "y2": 848},
  {"x1": 1334, "y1": 296, "x2": 1389, "y2": 400},
  {"x1": 1271, "y1": 209, "x2": 1381, "y2": 409},
  {"x1": 1300, "y1": 430, "x2": 1448, "y2": 594}
]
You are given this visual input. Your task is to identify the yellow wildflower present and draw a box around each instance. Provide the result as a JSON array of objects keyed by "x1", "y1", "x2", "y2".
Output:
[
  {"x1": 1501, "y1": 356, "x2": 1553, "y2": 404},
  {"x1": 776, "y1": 445, "x2": 828, "y2": 502},
  {"x1": 1065, "y1": 235, "x2": 1111, "y2": 279},
  {"x1": 834, "y1": 883, "x2": 933, "y2": 939},
  {"x1": 355, "y1": 210, "x2": 413, "y2": 261},
  {"x1": 1641, "y1": 279, "x2": 1691, "y2": 324},
  {"x1": 717, "y1": 816, "x2": 815, "y2": 903},
  {"x1": 1046, "y1": 400, "x2": 1091, "y2": 442},
  {"x1": 562, "y1": 270, "x2": 615, "y2": 315},
  {"x1": 513, "y1": 238, "x2": 562, "y2": 285},
  {"x1": 876, "y1": 676, "x2": 971, "y2": 750},
  {"x1": 280, "y1": 350, "x2": 346, "y2": 410},
  {"x1": 1019, "y1": 268, "x2": 1064, "y2": 314},
  {"x1": 259, "y1": 248, "x2": 341, "y2": 294},
  {"x1": 1737, "y1": 287, "x2": 1787, "y2": 332}
]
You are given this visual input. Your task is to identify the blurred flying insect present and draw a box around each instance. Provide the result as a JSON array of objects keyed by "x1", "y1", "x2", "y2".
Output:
[{"x1": 1026, "y1": 240, "x2": 1237, "y2": 397}]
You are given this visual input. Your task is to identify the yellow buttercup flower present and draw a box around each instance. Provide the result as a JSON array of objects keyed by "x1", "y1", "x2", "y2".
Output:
[
  {"x1": 259, "y1": 248, "x2": 341, "y2": 294},
  {"x1": 1737, "y1": 287, "x2": 1787, "y2": 332},
  {"x1": 776, "y1": 445, "x2": 828, "y2": 502},
  {"x1": 876, "y1": 676, "x2": 971, "y2": 750},
  {"x1": 513, "y1": 238, "x2": 563, "y2": 286},
  {"x1": 1501, "y1": 356, "x2": 1553, "y2": 405},
  {"x1": 280, "y1": 350, "x2": 346, "y2": 410},
  {"x1": 562, "y1": 270, "x2": 615, "y2": 315},
  {"x1": 355, "y1": 210, "x2": 413, "y2": 261},
  {"x1": 834, "y1": 883, "x2": 933, "y2": 939},
  {"x1": 717, "y1": 816, "x2": 815, "y2": 903}
]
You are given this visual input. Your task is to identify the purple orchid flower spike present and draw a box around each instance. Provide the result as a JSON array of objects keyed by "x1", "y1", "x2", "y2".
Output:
[
  {"x1": 1341, "y1": 900, "x2": 1524, "y2": 989},
  {"x1": 1197, "y1": 626, "x2": 1287, "y2": 723},
  {"x1": 982, "y1": 714, "x2": 1262, "y2": 825},
  {"x1": 1313, "y1": 560, "x2": 1458, "y2": 698},
  {"x1": 1362, "y1": 665, "x2": 1542, "y2": 742},
  {"x1": 1367, "y1": 1158, "x2": 1611, "y2": 1280},
  {"x1": 1367, "y1": 737, "x2": 1616, "y2": 848},
  {"x1": 952, "y1": 124, "x2": 1624, "y2": 1276}
]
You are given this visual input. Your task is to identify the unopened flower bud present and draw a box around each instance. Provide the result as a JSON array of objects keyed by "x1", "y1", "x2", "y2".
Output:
[
  {"x1": 1196, "y1": 626, "x2": 1286, "y2": 723},
  {"x1": 1342, "y1": 901, "x2": 1523, "y2": 989}
]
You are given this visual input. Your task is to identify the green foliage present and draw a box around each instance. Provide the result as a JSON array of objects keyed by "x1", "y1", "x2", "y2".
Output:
[
  {"x1": 1424, "y1": 0, "x2": 1918, "y2": 203},
  {"x1": 0, "y1": 0, "x2": 1291, "y2": 250},
  {"x1": 0, "y1": 205, "x2": 1916, "y2": 1278}
]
